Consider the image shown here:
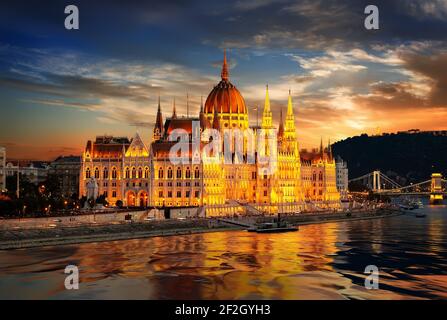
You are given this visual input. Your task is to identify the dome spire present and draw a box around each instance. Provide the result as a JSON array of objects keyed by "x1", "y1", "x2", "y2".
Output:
[{"x1": 221, "y1": 49, "x2": 229, "y2": 81}]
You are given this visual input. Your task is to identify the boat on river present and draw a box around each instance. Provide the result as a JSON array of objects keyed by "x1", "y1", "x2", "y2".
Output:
[
  {"x1": 248, "y1": 202, "x2": 299, "y2": 233},
  {"x1": 247, "y1": 221, "x2": 298, "y2": 233}
]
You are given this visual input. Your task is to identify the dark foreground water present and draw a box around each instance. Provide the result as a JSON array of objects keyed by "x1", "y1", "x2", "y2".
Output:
[{"x1": 1, "y1": 205, "x2": 447, "y2": 300}]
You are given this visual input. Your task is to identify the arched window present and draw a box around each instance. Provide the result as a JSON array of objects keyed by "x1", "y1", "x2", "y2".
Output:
[
  {"x1": 112, "y1": 167, "x2": 117, "y2": 179},
  {"x1": 144, "y1": 167, "x2": 149, "y2": 178},
  {"x1": 194, "y1": 166, "x2": 200, "y2": 178},
  {"x1": 103, "y1": 167, "x2": 109, "y2": 179},
  {"x1": 176, "y1": 167, "x2": 182, "y2": 179},
  {"x1": 94, "y1": 167, "x2": 99, "y2": 179},
  {"x1": 86, "y1": 168, "x2": 91, "y2": 179},
  {"x1": 186, "y1": 167, "x2": 191, "y2": 179},
  {"x1": 158, "y1": 167, "x2": 164, "y2": 179},
  {"x1": 138, "y1": 167, "x2": 143, "y2": 179},
  {"x1": 167, "y1": 167, "x2": 173, "y2": 179},
  {"x1": 125, "y1": 167, "x2": 130, "y2": 179},
  {"x1": 132, "y1": 167, "x2": 136, "y2": 179}
]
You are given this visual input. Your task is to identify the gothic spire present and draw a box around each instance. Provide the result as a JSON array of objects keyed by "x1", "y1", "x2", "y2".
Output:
[
  {"x1": 262, "y1": 84, "x2": 272, "y2": 128},
  {"x1": 186, "y1": 93, "x2": 189, "y2": 118},
  {"x1": 287, "y1": 89, "x2": 293, "y2": 116},
  {"x1": 172, "y1": 97, "x2": 177, "y2": 119},
  {"x1": 328, "y1": 138, "x2": 332, "y2": 160},
  {"x1": 284, "y1": 89, "x2": 296, "y2": 134},
  {"x1": 278, "y1": 107, "x2": 284, "y2": 139},
  {"x1": 153, "y1": 95, "x2": 164, "y2": 141},
  {"x1": 320, "y1": 137, "x2": 324, "y2": 156}
]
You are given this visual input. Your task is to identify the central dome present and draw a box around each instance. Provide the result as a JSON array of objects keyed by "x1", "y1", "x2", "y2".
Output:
[{"x1": 204, "y1": 51, "x2": 247, "y2": 115}]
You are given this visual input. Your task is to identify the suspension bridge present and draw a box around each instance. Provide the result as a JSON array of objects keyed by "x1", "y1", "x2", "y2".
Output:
[{"x1": 349, "y1": 171, "x2": 447, "y2": 204}]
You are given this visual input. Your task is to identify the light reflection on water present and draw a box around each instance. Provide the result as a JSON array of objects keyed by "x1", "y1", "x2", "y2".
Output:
[{"x1": 0, "y1": 205, "x2": 447, "y2": 299}]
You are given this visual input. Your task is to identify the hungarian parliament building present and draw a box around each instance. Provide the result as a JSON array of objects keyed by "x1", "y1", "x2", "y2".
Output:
[{"x1": 79, "y1": 52, "x2": 341, "y2": 216}]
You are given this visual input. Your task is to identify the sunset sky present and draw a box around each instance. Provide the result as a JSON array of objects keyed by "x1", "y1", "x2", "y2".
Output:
[{"x1": 1, "y1": 0, "x2": 446, "y2": 160}]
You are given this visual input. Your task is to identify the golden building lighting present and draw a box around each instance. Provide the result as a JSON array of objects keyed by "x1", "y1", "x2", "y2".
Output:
[{"x1": 80, "y1": 52, "x2": 340, "y2": 216}]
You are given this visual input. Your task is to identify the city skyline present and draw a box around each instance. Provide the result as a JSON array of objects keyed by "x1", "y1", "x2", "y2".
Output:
[{"x1": 1, "y1": 0, "x2": 447, "y2": 160}]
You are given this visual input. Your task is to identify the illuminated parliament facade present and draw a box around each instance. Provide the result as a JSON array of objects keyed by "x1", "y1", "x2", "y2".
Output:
[{"x1": 79, "y1": 52, "x2": 340, "y2": 215}]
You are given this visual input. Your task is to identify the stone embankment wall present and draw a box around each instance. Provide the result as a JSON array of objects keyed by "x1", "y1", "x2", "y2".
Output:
[{"x1": 0, "y1": 210, "x2": 150, "y2": 230}]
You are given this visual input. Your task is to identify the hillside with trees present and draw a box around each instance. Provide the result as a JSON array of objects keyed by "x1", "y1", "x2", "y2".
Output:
[{"x1": 332, "y1": 131, "x2": 447, "y2": 185}]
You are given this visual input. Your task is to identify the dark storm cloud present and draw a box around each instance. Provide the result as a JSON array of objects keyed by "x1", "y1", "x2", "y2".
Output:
[
  {"x1": 201, "y1": 0, "x2": 447, "y2": 51},
  {"x1": 402, "y1": 52, "x2": 447, "y2": 107},
  {"x1": 2, "y1": 0, "x2": 446, "y2": 58},
  {"x1": 355, "y1": 82, "x2": 427, "y2": 111},
  {"x1": 0, "y1": 73, "x2": 153, "y2": 102}
]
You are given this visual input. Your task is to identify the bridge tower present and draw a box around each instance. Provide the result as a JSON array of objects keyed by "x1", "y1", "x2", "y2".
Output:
[
  {"x1": 430, "y1": 173, "x2": 443, "y2": 205},
  {"x1": 372, "y1": 170, "x2": 381, "y2": 191}
]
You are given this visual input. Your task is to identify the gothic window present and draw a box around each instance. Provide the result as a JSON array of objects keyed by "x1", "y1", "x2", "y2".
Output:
[
  {"x1": 158, "y1": 167, "x2": 164, "y2": 179},
  {"x1": 86, "y1": 168, "x2": 91, "y2": 179},
  {"x1": 176, "y1": 167, "x2": 182, "y2": 179},
  {"x1": 167, "y1": 167, "x2": 173, "y2": 179},
  {"x1": 138, "y1": 167, "x2": 143, "y2": 179},
  {"x1": 186, "y1": 167, "x2": 191, "y2": 179},
  {"x1": 103, "y1": 167, "x2": 109, "y2": 179},
  {"x1": 125, "y1": 167, "x2": 130, "y2": 179},
  {"x1": 132, "y1": 167, "x2": 136, "y2": 179},
  {"x1": 194, "y1": 167, "x2": 200, "y2": 178},
  {"x1": 94, "y1": 167, "x2": 99, "y2": 179},
  {"x1": 144, "y1": 167, "x2": 149, "y2": 178},
  {"x1": 112, "y1": 167, "x2": 117, "y2": 179}
]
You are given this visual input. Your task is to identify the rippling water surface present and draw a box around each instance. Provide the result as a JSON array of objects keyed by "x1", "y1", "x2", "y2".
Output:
[{"x1": 1, "y1": 205, "x2": 447, "y2": 299}]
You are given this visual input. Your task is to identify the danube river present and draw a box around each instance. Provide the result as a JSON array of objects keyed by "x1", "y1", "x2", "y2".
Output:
[{"x1": 0, "y1": 205, "x2": 446, "y2": 299}]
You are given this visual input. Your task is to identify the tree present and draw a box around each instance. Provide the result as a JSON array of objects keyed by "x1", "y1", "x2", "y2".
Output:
[{"x1": 95, "y1": 194, "x2": 108, "y2": 206}]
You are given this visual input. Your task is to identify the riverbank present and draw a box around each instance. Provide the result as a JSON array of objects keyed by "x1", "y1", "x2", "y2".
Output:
[{"x1": 0, "y1": 209, "x2": 403, "y2": 250}]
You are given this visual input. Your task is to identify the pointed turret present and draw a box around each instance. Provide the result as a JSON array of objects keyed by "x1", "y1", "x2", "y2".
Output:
[
  {"x1": 153, "y1": 96, "x2": 164, "y2": 141},
  {"x1": 278, "y1": 108, "x2": 284, "y2": 141},
  {"x1": 327, "y1": 139, "x2": 332, "y2": 160},
  {"x1": 172, "y1": 98, "x2": 177, "y2": 119},
  {"x1": 186, "y1": 93, "x2": 189, "y2": 118},
  {"x1": 262, "y1": 85, "x2": 273, "y2": 128},
  {"x1": 319, "y1": 137, "x2": 324, "y2": 157},
  {"x1": 221, "y1": 49, "x2": 229, "y2": 81},
  {"x1": 285, "y1": 89, "x2": 296, "y2": 133}
]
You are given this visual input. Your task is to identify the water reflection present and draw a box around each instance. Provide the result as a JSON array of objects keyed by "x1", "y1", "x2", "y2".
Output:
[{"x1": 0, "y1": 206, "x2": 446, "y2": 299}]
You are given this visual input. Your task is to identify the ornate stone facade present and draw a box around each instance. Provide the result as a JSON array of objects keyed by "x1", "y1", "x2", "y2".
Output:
[{"x1": 79, "y1": 52, "x2": 340, "y2": 213}]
